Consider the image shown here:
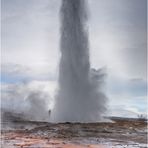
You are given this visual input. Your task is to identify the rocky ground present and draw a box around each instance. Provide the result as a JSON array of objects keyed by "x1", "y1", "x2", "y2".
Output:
[{"x1": 1, "y1": 115, "x2": 147, "y2": 148}]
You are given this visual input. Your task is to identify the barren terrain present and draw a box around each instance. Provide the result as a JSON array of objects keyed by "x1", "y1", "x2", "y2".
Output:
[{"x1": 1, "y1": 115, "x2": 147, "y2": 148}]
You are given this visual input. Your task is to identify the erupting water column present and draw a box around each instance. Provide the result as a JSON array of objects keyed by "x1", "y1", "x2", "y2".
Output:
[{"x1": 51, "y1": 0, "x2": 107, "y2": 122}]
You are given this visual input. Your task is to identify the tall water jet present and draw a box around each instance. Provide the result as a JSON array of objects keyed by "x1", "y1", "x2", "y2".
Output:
[{"x1": 51, "y1": 0, "x2": 107, "y2": 122}]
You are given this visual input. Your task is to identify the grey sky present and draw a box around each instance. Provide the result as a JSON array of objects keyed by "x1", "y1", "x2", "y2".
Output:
[
  {"x1": 2, "y1": 0, "x2": 147, "y2": 79},
  {"x1": 89, "y1": 0, "x2": 147, "y2": 79}
]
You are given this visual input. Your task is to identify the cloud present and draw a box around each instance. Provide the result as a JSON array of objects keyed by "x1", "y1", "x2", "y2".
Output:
[
  {"x1": 2, "y1": 0, "x2": 60, "y2": 78},
  {"x1": 1, "y1": 63, "x2": 57, "y2": 83},
  {"x1": 128, "y1": 78, "x2": 147, "y2": 96},
  {"x1": 2, "y1": 0, "x2": 146, "y2": 80},
  {"x1": 107, "y1": 74, "x2": 147, "y2": 96},
  {"x1": 89, "y1": 0, "x2": 147, "y2": 79}
]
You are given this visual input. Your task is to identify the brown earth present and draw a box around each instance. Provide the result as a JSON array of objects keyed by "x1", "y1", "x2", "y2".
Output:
[{"x1": 1, "y1": 117, "x2": 147, "y2": 148}]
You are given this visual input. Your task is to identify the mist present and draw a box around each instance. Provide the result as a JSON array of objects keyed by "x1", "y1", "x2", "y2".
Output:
[
  {"x1": 51, "y1": 0, "x2": 107, "y2": 122},
  {"x1": 1, "y1": 81, "x2": 52, "y2": 122}
]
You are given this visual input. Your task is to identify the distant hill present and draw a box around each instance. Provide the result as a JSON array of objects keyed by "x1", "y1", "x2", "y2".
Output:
[{"x1": 107, "y1": 108, "x2": 147, "y2": 119}]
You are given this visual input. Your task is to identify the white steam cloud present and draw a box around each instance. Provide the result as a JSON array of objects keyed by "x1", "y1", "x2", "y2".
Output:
[{"x1": 1, "y1": 81, "x2": 54, "y2": 122}]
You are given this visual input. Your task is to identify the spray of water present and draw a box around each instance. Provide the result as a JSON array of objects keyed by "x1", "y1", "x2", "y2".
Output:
[{"x1": 51, "y1": 0, "x2": 107, "y2": 122}]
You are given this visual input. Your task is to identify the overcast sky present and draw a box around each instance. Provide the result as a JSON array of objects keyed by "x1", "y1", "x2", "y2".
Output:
[{"x1": 1, "y1": 0, "x2": 147, "y2": 117}]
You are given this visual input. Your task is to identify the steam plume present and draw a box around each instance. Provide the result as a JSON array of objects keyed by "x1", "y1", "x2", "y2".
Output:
[
  {"x1": 51, "y1": 0, "x2": 107, "y2": 122},
  {"x1": 1, "y1": 82, "x2": 52, "y2": 122}
]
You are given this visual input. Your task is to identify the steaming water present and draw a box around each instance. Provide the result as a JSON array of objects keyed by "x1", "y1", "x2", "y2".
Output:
[{"x1": 51, "y1": 0, "x2": 107, "y2": 122}]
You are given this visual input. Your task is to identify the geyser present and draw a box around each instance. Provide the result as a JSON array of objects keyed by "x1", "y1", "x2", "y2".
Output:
[{"x1": 51, "y1": 0, "x2": 107, "y2": 122}]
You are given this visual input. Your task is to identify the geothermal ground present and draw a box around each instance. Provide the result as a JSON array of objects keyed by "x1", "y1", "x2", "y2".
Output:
[{"x1": 1, "y1": 114, "x2": 147, "y2": 148}]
